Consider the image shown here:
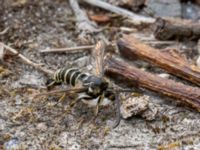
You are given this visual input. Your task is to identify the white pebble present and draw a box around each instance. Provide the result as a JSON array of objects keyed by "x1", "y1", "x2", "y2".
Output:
[{"x1": 196, "y1": 56, "x2": 200, "y2": 68}]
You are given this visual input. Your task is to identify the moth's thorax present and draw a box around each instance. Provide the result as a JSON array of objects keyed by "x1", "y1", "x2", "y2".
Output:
[{"x1": 83, "y1": 75, "x2": 108, "y2": 97}]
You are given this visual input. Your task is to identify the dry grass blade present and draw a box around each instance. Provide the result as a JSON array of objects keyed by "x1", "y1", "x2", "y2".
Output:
[
  {"x1": 0, "y1": 43, "x2": 5, "y2": 61},
  {"x1": 40, "y1": 45, "x2": 94, "y2": 53},
  {"x1": 0, "y1": 27, "x2": 9, "y2": 35},
  {"x1": 1, "y1": 43, "x2": 53, "y2": 75}
]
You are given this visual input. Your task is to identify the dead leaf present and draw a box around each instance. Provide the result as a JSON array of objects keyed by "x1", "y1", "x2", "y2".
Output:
[
  {"x1": 12, "y1": 0, "x2": 27, "y2": 7},
  {"x1": 89, "y1": 14, "x2": 110, "y2": 23}
]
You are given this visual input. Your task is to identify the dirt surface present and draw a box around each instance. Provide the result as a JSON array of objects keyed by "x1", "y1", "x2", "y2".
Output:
[{"x1": 0, "y1": 0, "x2": 200, "y2": 150}]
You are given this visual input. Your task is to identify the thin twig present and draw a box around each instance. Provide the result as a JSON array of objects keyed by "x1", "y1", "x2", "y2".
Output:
[
  {"x1": 1, "y1": 43, "x2": 53, "y2": 75},
  {"x1": 81, "y1": 0, "x2": 155, "y2": 25},
  {"x1": 69, "y1": 0, "x2": 99, "y2": 33},
  {"x1": 0, "y1": 27, "x2": 9, "y2": 35},
  {"x1": 144, "y1": 40, "x2": 176, "y2": 45},
  {"x1": 40, "y1": 45, "x2": 94, "y2": 53}
]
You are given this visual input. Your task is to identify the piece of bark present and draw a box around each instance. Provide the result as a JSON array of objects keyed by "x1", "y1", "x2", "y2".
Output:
[
  {"x1": 154, "y1": 18, "x2": 200, "y2": 41},
  {"x1": 117, "y1": 34, "x2": 200, "y2": 86},
  {"x1": 81, "y1": 0, "x2": 155, "y2": 25},
  {"x1": 195, "y1": 0, "x2": 200, "y2": 5},
  {"x1": 105, "y1": 58, "x2": 200, "y2": 111}
]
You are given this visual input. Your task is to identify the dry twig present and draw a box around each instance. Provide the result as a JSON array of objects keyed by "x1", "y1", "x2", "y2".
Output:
[
  {"x1": 105, "y1": 58, "x2": 200, "y2": 111},
  {"x1": 81, "y1": 0, "x2": 155, "y2": 25},
  {"x1": 1, "y1": 43, "x2": 53, "y2": 75},
  {"x1": 40, "y1": 45, "x2": 94, "y2": 53},
  {"x1": 117, "y1": 35, "x2": 200, "y2": 86}
]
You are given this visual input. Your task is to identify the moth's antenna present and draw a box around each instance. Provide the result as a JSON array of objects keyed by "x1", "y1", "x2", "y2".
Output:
[
  {"x1": 113, "y1": 93, "x2": 121, "y2": 128},
  {"x1": 107, "y1": 88, "x2": 137, "y2": 93}
]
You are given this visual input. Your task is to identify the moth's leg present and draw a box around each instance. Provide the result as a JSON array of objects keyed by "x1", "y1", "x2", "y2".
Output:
[
  {"x1": 46, "y1": 79, "x2": 58, "y2": 90},
  {"x1": 77, "y1": 117, "x2": 85, "y2": 129},
  {"x1": 69, "y1": 93, "x2": 88, "y2": 108},
  {"x1": 53, "y1": 93, "x2": 67, "y2": 107},
  {"x1": 58, "y1": 93, "x2": 66, "y2": 103},
  {"x1": 94, "y1": 105, "x2": 99, "y2": 117},
  {"x1": 94, "y1": 96, "x2": 102, "y2": 116},
  {"x1": 113, "y1": 93, "x2": 121, "y2": 128},
  {"x1": 65, "y1": 94, "x2": 85, "y2": 113},
  {"x1": 69, "y1": 97, "x2": 81, "y2": 108}
]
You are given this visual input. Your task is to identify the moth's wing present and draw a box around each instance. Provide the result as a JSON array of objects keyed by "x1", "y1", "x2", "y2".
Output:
[{"x1": 90, "y1": 40, "x2": 106, "y2": 77}]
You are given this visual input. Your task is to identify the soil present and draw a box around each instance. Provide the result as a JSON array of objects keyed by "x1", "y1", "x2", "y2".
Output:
[{"x1": 0, "y1": 0, "x2": 200, "y2": 150}]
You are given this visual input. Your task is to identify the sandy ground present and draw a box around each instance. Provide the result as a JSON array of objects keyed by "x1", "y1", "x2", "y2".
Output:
[{"x1": 0, "y1": 0, "x2": 200, "y2": 149}]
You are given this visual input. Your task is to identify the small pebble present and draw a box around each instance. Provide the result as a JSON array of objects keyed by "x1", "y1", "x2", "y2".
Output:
[
  {"x1": 196, "y1": 56, "x2": 200, "y2": 68},
  {"x1": 158, "y1": 73, "x2": 170, "y2": 78},
  {"x1": 4, "y1": 138, "x2": 20, "y2": 150},
  {"x1": 36, "y1": 122, "x2": 48, "y2": 131},
  {"x1": 197, "y1": 39, "x2": 200, "y2": 55}
]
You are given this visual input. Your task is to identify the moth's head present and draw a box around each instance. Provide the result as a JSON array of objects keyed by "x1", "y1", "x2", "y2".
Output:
[{"x1": 87, "y1": 76, "x2": 108, "y2": 96}]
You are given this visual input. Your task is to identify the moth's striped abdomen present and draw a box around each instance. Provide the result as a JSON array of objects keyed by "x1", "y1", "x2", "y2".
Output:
[{"x1": 52, "y1": 68, "x2": 88, "y2": 86}]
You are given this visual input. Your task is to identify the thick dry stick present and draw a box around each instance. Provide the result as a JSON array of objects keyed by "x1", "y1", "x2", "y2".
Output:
[
  {"x1": 105, "y1": 58, "x2": 200, "y2": 111},
  {"x1": 1, "y1": 43, "x2": 53, "y2": 75},
  {"x1": 117, "y1": 35, "x2": 200, "y2": 86},
  {"x1": 154, "y1": 18, "x2": 200, "y2": 41},
  {"x1": 82, "y1": 0, "x2": 155, "y2": 25}
]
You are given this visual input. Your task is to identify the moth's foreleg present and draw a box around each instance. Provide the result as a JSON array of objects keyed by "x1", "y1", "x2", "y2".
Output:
[
  {"x1": 46, "y1": 79, "x2": 61, "y2": 90},
  {"x1": 113, "y1": 93, "x2": 121, "y2": 128},
  {"x1": 58, "y1": 93, "x2": 66, "y2": 103}
]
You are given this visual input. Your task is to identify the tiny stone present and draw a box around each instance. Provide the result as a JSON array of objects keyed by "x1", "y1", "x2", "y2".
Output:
[
  {"x1": 158, "y1": 73, "x2": 170, "y2": 78},
  {"x1": 4, "y1": 138, "x2": 20, "y2": 150},
  {"x1": 146, "y1": 0, "x2": 181, "y2": 17},
  {"x1": 196, "y1": 56, "x2": 200, "y2": 68},
  {"x1": 36, "y1": 123, "x2": 48, "y2": 131},
  {"x1": 15, "y1": 95, "x2": 22, "y2": 105},
  {"x1": 197, "y1": 39, "x2": 200, "y2": 55}
]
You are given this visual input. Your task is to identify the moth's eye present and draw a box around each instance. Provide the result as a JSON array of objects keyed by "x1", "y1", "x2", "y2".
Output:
[
  {"x1": 101, "y1": 82, "x2": 108, "y2": 90},
  {"x1": 105, "y1": 91, "x2": 115, "y2": 101}
]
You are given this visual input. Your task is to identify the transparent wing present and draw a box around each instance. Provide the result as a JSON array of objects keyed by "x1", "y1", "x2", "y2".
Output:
[{"x1": 90, "y1": 40, "x2": 106, "y2": 77}]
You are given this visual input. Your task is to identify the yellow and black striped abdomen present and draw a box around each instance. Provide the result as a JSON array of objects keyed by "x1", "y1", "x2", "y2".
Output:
[{"x1": 53, "y1": 68, "x2": 88, "y2": 86}]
